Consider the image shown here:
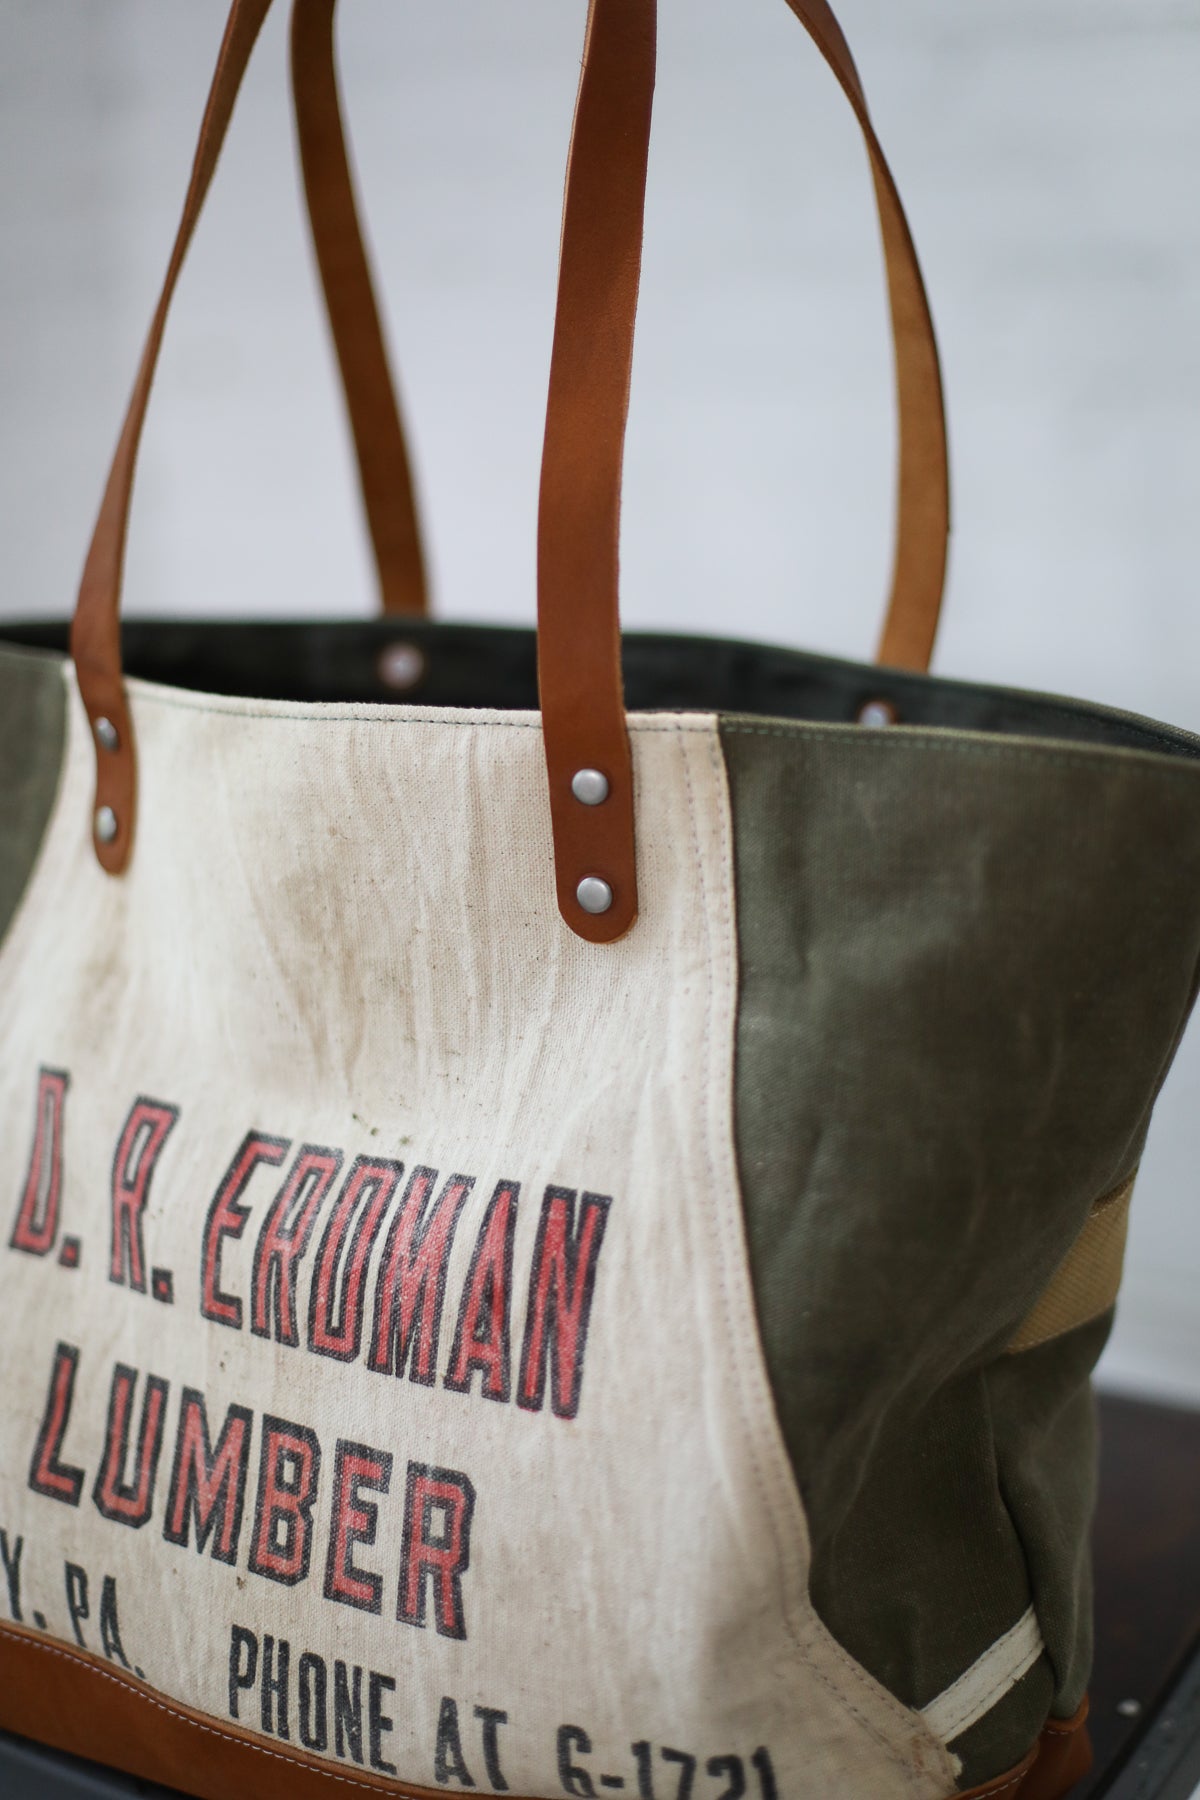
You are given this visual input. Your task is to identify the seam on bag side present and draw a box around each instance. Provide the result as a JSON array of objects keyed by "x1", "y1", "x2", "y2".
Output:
[
  {"x1": 923, "y1": 1608, "x2": 1046, "y2": 1745},
  {"x1": 961, "y1": 1768, "x2": 1033, "y2": 1799},
  {"x1": 107, "y1": 683, "x2": 1200, "y2": 778},
  {"x1": 682, "y1": 725, "x2": 949, "y2": 1794},
  {"x1": 1039, "y1": 1714, "x2": 1083, "y2": 1736},
  {"x1": 939, "y1": 1644, "x2": 1048, "y2": 1744},
  {"x1": 977, "y1": 1365, "x2": 1064, "y2": 1729}
]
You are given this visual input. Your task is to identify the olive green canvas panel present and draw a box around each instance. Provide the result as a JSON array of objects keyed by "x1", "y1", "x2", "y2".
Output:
[
  {"x1": 0, "y1": 644, "x2": 66, "y2": 951},
  {"x1": 720, "y1": 718, "x2": 1200, "y2": 1786}
]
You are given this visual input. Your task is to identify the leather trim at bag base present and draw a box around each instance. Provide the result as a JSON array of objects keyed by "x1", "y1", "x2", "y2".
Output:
[
  {"x1": 956, "y1": 1699, "x2": 1092, "y2": 1800},
  {"x1": 0, "y1": 1621, "x2": 1091, "y2": 1800},
  {"x1": 0, "y1": 1620, "x2": 464, "y2": 1800}
]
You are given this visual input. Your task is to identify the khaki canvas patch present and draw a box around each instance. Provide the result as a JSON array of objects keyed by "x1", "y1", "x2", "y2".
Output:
[{"x1": 1008, "y1": 1175, "x2": 1135, "y2": 1355}]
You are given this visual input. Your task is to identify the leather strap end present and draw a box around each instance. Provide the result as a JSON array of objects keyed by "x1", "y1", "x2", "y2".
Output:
[
  {"x1": 69, "y1": 608, "x2": 137, "y2": 878},
  {"x1": 88, "y1": 713, "x2": 137, "y2": 877},
  {"x1": 536, "y1": 0, "x2": 655, "y2": 944},
  {"x1": 547, "y1": 743, "x2": 639, "y2": 946}
]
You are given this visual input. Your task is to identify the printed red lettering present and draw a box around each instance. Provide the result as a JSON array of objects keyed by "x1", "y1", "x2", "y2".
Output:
[
  {"x1": 27, "y1": 1340, "x2": 85, "y2": 1506},
  {"x1": 92, "y1": 1363, "x2": 170, "y2": 1528},
  {"x1": 397, "y1": 1463, "x2": 475, "y2": 1640},
  {"x1": 444, "y1": 1182, "x2": 519, "y2": 1403},
  {"x1": 323, "y1": 1440, "x2": 393, "y2": 1614},
  {"x1": 248, "y1": 1417, "x2": 321, "y2": 1586},
  {"x1": 308, "y1": 1158, "x2": 401, "y2": 1361},
  {"x1": 517, "y1": 1188, "x2": 611, "y2": 1420},
  {"x1": 251, "y1": 1145, "x2": 343, "y2": 1346},
  {"x1": 109, "y1": 1098, "x2": 179, "y2": 1291},
  {"x1": 162, "y1": 1387, "x2": 252, "y2": 1564},
  {"x1": 200, "y1": 1132, "x2": 290, "y2": 1329},
  {"x1": 10, "y1": 1068, "x2": 69, "y2": 1256},
  {"x1": 367, "y1": 1169, "x2": 473, "y2": 1385}
]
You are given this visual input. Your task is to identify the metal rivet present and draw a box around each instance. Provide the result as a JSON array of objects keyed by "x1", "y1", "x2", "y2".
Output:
[
  {"x1": 95, "y1": 806, "x2": 118, "y2": 845},
  {"x1": 377, "y1": 642, "x2": 427, "y2": 692},
  {"x1": 571, "y1": 768, "x2": 610, "y2": 807},
  {"x1": 1116, "y1": 1699, "x2": 1143, "y2": 1720},
  {"x1": 95, "y1": 716, "x2": 119, "y2": 752},
  {"x1": 858, "y1": 699, "x2": 898, "y2": 728},
  {"x1": 576, "y1": 876, "x2": 613, "y2": 916}
]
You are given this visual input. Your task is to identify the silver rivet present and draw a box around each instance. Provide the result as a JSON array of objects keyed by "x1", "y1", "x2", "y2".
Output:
[
  {"x1": 571, "y1": 768, "x2": 610, "y2": 807},
  {"x1": 858, "y1": 699, "x2": 897, "y2": 728},
  {"x1": 1116, "y1": 1699, "x2": 1143, "y2": 1720},
  {"x1": 576, "y1": 876, "x2": 613, "y2": 916},
  {"x1": 95, "y1": 806, "x2": 118, "y2": 844},
  {"x1": 95, "y1": 716, "x2": 119, "y2": 752},
  {"x1": 377, "y1": 642, "x2": 427, "y2": 692}
]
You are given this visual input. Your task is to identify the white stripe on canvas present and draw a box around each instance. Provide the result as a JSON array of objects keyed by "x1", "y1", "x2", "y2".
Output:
[{"x1": 920, "y1": 1605, "x2": 1046, "y2": 1744}]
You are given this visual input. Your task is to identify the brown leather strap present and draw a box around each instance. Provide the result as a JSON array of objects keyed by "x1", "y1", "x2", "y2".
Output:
[
  {"x1": 72, "y1": 0, "x2": 947, "y2": 939},
  {"x1": 291, "y1": 0, "x2": 429, "y2": 619},
  {"x1": 536, "y1": 0, "x2": 655, "y2": 944},
  {"x1": 291, "y1": 0, "x2": 947, "y2": 679},
  {"x1": 536, "y1": 0, "x2": 947, "y2": 936},
  {"x1": 291, "y1": 0, "x2": 949, "y2": 680},
  {"x1": 72, "y1": 0, "x2": 273, "y2": 875},
  {"x1": 780, "y1": 0, "x2": 949, "y2": 673}
]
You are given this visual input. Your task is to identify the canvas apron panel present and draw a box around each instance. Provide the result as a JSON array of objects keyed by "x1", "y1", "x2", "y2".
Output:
[{"x1": 0, "y1": 672, "x2": 957, "y2": 1799}]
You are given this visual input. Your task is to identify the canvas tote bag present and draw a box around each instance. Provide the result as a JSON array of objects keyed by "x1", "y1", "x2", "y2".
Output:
[{"x1": 2, "y1": 3, "x2": 1199, "y2": 1797}]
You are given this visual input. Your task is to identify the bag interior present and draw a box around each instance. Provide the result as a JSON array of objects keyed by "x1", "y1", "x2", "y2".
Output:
[{"x1": 4, "y1": 617, "x2": 1198, "y2": 764}]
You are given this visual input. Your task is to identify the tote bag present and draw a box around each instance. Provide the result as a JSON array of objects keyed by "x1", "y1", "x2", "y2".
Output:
[{"x1": 2, "y1": 3, "x2": 1199, "y2": 1798}]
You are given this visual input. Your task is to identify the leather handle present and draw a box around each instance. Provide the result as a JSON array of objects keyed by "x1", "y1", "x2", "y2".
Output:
[
  {"x1": 72, "y1": 0, "x2": 948, "y2": 949},
  {"x1": 291, "y1": 0, "x2": 429, "y2": 619},
  {"x1": 72, "y1": 0, "x2": 274, "y2": 873},
  {"x1": 537, "y1": 0, "x2": 655, "y2": 944},
  {"x1": 780, "y1": 0, "x2": 949, "y2": 673},
  {"x1": 73, "y1": 0, "x2": 431, "y2": 875},
  {"x1": 535, "y1": 0, "x2": 947, "y2": 937},
  {"x1": 291, "y1": 0, "x2": 949, "y2": 676}
]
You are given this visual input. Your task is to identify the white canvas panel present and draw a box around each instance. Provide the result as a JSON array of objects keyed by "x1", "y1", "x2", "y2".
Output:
[{"x1": 0, "y1": 667, "x2": 956, "y2": 1799}]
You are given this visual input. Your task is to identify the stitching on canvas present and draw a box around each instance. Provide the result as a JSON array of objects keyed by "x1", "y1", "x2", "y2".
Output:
[
  {"x1": 0, "y1": 1628, "x2": 413, "y2": 1794},
  {"x1": 934, "y1": 1656, "x2": 1043, "y2": 1746},
  {"x1": 118, "y1": 683, "x2": 1200, "y2": 775},
  {"x1": 126, "y1": 689, "x2": 714, "y2": 737},
  {"x1": 28, "y1": 633, "x2": 1199, "y2": 759},
  {"x1": 966, "y1": 1768, "x2": 1033, "y2": 1799},
  {"x1": 680, "y1": 729, "x2": 935, "y2": 1791},
  {"x1": 719, "y1": 721, "x2": 1200, "y2": 784},
  {"x1": 924, "y1": 1609, "x2": 1044, "y2": 1743}
]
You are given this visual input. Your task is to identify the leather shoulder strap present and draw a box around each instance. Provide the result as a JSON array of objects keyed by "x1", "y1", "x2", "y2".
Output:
[
  {"x1": 71, "y1": 0, "x2": 949, "y2": 946},
  {"x1": 291, "y1": 0, "x2": 949, "y2": 674},
  {"x1": 72, "y1": 0, "x2": 274, "y2": 874},
  {"x1": 536, "y1": 0, "x2": 949, "y2": 937},
  {"x1": 780, "y1": 0, "x2": 949, "y2": 672},
  {"x1": 291, "y1": 0, "x2": 429, "y2": 619},
  {"x1": 536, "y1": 0, "x2": 655, "y2": 944}
]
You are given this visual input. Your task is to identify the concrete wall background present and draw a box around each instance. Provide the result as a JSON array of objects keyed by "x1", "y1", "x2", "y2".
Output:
[{"x1": 1, "y1": 0, "x2": 1197, "y2": 1398}]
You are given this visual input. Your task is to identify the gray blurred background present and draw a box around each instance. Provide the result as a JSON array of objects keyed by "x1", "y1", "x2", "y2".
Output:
[{"x1": 1, "y1": 1, "x2": 1197, "y2": 1399}]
